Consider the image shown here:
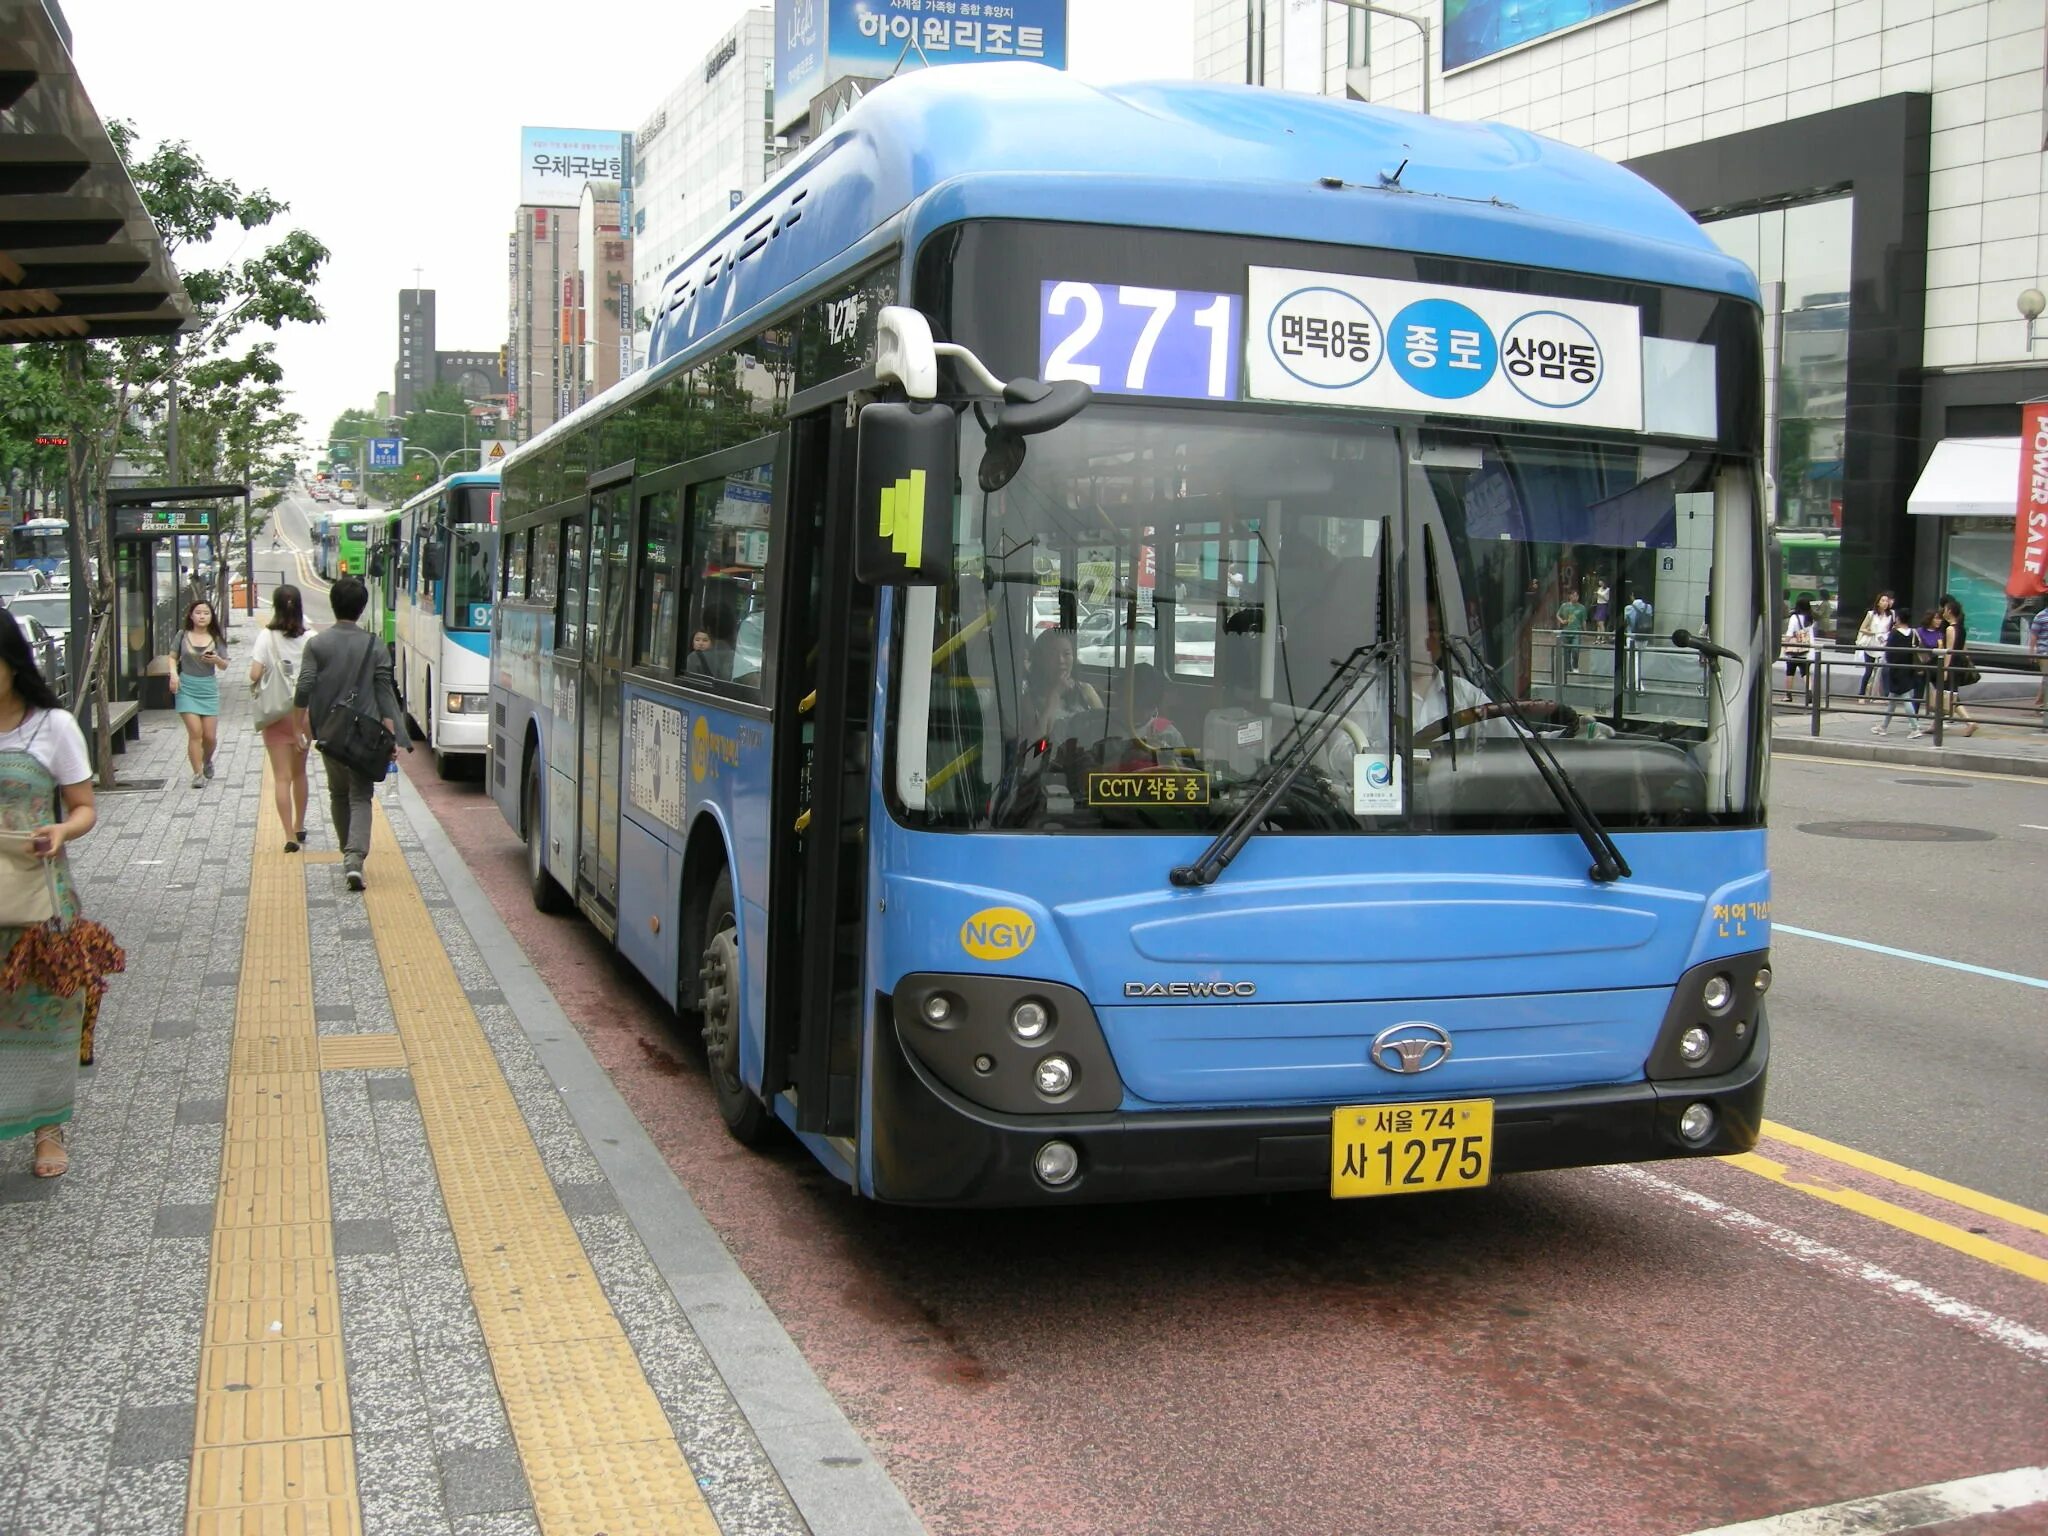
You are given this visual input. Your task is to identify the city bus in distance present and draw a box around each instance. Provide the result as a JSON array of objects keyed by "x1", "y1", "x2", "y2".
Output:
[
  {"x1": 390, "y1": 471, "x2": 497, "y2": 775},
  {"x1": 1777, "y1": 528, "x2": 1840, "y2": 614},
  {"x1": 490, "y1": 67, "x2": 1771, "y2": 1206},
  {"x1": 314, "y1": 512, "x2": 375, "y2": 582},
  {"x1": 9, "y1": 518, "x2": 68, "y2": 576}
]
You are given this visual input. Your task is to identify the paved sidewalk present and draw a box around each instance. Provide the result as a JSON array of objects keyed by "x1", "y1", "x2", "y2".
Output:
[
  {"x1": 1772, "y1": 703, "x2": 2048, "y2": 777},
  {"x1": 0, "y1": 639, "x2": 920, "y2": 1536}
]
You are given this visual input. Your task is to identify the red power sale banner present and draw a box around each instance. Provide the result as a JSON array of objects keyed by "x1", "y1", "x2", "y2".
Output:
[{"x1": 2011, "y1": 401, "x2": 2048, "y2": 599}]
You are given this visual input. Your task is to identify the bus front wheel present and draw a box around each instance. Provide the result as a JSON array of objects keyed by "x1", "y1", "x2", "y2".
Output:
[
  {"x1": 697, "y1": 871, "x2": 770, "y2": 1145},
  {"x1": 524, "y1": 755, "x2": 571, "y2": 915}
]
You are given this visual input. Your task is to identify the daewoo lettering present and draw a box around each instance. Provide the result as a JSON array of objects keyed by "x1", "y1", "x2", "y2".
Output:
[{"x1": 1124, "y1": 981, "x2": 1258, "y2": 998}]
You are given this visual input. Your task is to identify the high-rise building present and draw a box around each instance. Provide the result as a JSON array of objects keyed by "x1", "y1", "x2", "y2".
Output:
[
  {"x1": 629, "y1": 8, "x2": 776, "y2": 371},
  {"x1": 396, "y1": 290, "x2": 435, "y2": 415},
  {"x1": 394, "y1": 290, "x2": 506, "y2": 417},
  {"x1": 574, "y1": 182, "x2": 631, "y2": 409},
  {"x1": 508, "y1": 203, "x2": 581, "y2": 442},
  {"x1": 1194, "y1": 0, "x2": 2048, "y2": 642}
]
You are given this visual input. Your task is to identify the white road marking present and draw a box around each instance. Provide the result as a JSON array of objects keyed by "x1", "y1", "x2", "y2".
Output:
[
  {"x1": 2021, "y1": 823, "x2": 2048, "y2": 831},
  {"x1": 1679, "y1": 1465, "x2": 2048, "y2": 1535},
  {"x1": 1606, "y1": 1167, "x2": 2048, "y2": 1365},
  {"x1": 1773, "y1": 923, "x2": 2048, "y2": 991}
]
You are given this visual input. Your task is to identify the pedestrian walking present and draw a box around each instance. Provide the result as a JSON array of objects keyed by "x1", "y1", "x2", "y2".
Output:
[
  {"x1": 0, "y1": 609, "x2": 118, "y2": 1179},
  {"x1": 294, "y1": 576, "x2": 408, "y2": 892},
  {"x1": 1935, "y1": 594, "x2": 1979, "y2": 737},
  {"x1": 1874, "y1": 613, "x2": 1928, "y2": 736},
  {"x1": 1556, "y1": 588, "x2": 1588, "y2": 673},
  {"x1": 2027, "y1": 600, "x2": 2048, "y2": 711},
  {"x1": 249, "y1": 583, "x2": 313, "y2": 852},
  {"x1": 1590, "y1": 574, "x2": 1611, "y2": 633},
  {"x1": 1780, "y1": 597, "x2": 1817, "y2": 702},
  {"x1": 1854, "y1": 591, "x2": 1896, "y2": 698},
  {"x1": 172, "y1": 598, "x2": 229, "y2": 788}
]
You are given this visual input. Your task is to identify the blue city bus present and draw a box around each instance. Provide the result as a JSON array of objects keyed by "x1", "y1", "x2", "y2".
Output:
[
  {"x1": 491, "y1": 67, "x2": 1771, "y2": 1206},
  {"x1": 9, "y1": 517, "x2": 68, "y2": 576},
  {"x1": 386, "y1": 471, "x2": 499, "y2": 776}
]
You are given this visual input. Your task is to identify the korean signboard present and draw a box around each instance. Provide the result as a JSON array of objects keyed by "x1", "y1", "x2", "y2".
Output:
[
  {"x1": 519, "y1": 127, "x2": 627, "y2": 208},
  {"x1": 1443, "y1": 0, "x2": 1654, "y2": 72},
  {"x1": 775, "y1": 0, "x2": 1069, "y2": 133},
  {"x1": 1245, "y1": 267, "x2": 1643, "y2": 433}
]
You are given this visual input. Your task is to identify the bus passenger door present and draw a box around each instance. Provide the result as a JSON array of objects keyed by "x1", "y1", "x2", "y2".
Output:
[
  {"x1": 764, "y1": 411, "x2": 870, "y2": 1137},
  {"x1": 579, "y1": 480, "x2": 631, "y2": 912}
]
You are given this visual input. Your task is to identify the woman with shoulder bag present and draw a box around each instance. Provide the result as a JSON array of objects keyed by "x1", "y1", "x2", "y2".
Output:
[
  {"x1": 174, "y1": 598, "x2": 230, "y2": 789},
  {"x1": 1937, "y1": 594, "x2": 1980, "y2": 737},
  {"x1": 1854, "y1": 591, "x2": 1895, "y2": 698},
  {"x1": 1781, "y1": 597, "x2": 1816, "y2": 702},
  {"x1": 249, "y1": 584, "x2": 315, "y2": 852},
  {"x1": 0, "y1": 609, "x2": 117, "y2": 1179}
]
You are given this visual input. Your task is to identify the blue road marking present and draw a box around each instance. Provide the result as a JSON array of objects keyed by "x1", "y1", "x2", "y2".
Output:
[{"x1": 1775, "y1": 923, "x2": 2048, "y2": 991}]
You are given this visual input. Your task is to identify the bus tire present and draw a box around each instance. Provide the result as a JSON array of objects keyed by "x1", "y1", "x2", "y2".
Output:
[
  {"x1": 697, "y1": 870, "x2": 770, "y2": 1145},
  {"x1": 524, "y1": 753, "x2": 571, "y2": 915}
]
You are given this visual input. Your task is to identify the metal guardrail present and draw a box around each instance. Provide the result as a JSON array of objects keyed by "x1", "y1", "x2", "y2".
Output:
[{"x1": 1775, "y1": 643, "x2": 2047, "y2": 744}]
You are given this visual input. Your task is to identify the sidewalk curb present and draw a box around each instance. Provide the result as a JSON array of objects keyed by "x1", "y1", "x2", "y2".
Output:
[
  {"x1": 390, "y1": 770, "x2": 928, "y2": 1536},
  {"x1": 1772, "y1": 732, "x2": 2048, "y2": 778}
]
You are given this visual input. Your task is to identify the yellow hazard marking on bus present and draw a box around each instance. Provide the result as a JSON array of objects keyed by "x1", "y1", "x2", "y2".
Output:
[
  {"x1": 189, "y1": 759, "x2": 362, "y2": 1535},
  {"x1": 1730, "y1": 1142, "x2": 2048, "y2": 1289},
  {"x1": 360, "y1": 808, "x2": 722, "y2": 1535},
  {"x1": 878, "y1": 470, "x2": 926, "y2": 568},
  {"x1": 1761, "y1": 1120, "x2": 2048, "y2": 1240}
]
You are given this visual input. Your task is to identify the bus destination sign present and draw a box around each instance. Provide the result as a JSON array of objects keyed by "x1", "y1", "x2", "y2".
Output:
[
  {"x1": 116, "y1": 507, "x2": 212, "y2": 536},
  {"x1": 1245, "y1": 267, "x2": 1644, "y2": 431}
]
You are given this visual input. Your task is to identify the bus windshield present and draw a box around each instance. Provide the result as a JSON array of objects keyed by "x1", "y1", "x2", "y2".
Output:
[{"x1": 897, "y1": 405, "x2": 1763, "y2": 836}]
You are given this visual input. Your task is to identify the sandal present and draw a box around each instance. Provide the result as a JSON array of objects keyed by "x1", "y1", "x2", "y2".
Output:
[{"x1": 32, "y1": 1125, "x2": 67, "y2": 1178}]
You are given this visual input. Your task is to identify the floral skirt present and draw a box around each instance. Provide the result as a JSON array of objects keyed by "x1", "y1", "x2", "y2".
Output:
[{"x1": 0, "y1": 924, "x2": 84, "y2": 1140}]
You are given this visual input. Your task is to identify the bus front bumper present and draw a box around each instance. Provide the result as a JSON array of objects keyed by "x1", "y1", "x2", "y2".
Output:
[{"x1": 867, "y1": 1009, "x2": 1769, "y2": 1207}]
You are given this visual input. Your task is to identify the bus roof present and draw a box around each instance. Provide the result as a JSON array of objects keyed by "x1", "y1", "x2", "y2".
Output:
[
  {"x1": 512, "y1": 65, "x2": 1757, "y2": 479},
  {"x1": 395, "y1": 469, "x2": 500, "y2": 518},
  {"x1": 644, "y1": 63, "x2": 1754, "y2": 370}
]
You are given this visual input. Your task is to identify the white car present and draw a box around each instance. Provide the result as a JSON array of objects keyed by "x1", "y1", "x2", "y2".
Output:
[
  {"x1": 1074, "y1": 611, "x2": 1216, "y2": 677},
  {"x1": 0, "y1": 570, "x2": 50, "y2": 599}
]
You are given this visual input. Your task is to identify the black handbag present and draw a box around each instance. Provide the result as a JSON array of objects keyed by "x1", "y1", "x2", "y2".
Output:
[{"x1": 314, "y1": 630, "x2": 394, "y2": 782}]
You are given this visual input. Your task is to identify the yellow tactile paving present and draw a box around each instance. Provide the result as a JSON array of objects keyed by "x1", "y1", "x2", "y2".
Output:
[
  {"x1": 189, "y1": 763, "x2": 364, "y2": 1536},
  {"x1": 316, "y1": 1033, "x2": 408, "y2": 1070},
  {"x1": 361, "y1": 809, "x2": 724, "y2": 1536}
]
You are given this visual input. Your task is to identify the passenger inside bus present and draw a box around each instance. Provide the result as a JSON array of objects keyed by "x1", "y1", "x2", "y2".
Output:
[{"x1": 1018, "y1": 627, "x2": 1101, "y2": 740}]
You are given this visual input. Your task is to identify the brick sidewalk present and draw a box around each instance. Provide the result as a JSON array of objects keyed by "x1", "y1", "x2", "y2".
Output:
[{"x1": 0, "y1": 661, "x2": 907, "y2": 1535}]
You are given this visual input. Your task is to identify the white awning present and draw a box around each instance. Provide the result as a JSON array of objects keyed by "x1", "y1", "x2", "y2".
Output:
[{"x1": 1907, "y1": 437, "x2": 2019, "y2": 518}]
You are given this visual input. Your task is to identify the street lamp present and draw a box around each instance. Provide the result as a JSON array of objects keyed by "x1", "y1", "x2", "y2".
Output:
[
  {"x1": 1267, "y1": 0, "x2": 1432, "y2": 115},
  {"x1": 404, "y1": 444, "x2": 460, "y2": 480},
  {"x1": 420, "y1": 407, "x2": 474, "y2": 471}
]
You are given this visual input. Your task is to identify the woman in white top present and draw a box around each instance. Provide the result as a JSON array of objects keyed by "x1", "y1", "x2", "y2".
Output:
[
  {"x1": 0, "y1": 607, "x2": 100, "y2": 1177},
  {"x1": 248, "y1": 584, "x2": 315, "y2": 852},
  {"x1": 1853, "y1": 591, "x2": 1895, "y2": 699}
]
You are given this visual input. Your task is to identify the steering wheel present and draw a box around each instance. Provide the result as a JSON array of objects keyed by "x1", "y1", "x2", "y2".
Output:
[{"x1": 1411, "y1": 698, "x2": 1578, "y2": 747}]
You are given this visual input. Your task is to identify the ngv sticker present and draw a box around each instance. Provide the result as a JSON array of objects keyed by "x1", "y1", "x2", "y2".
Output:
[{"x1": 960, "y1": 906, "x2": 1035, "y2": 961}]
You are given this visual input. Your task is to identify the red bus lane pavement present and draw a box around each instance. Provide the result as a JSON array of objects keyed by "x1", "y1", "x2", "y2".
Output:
[{"x1": 402, "y1": 760, "x2": 2048, "y2": 1536}]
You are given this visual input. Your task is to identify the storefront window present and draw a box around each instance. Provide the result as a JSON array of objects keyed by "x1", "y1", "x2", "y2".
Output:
[
  {"x1": 1705, "y1": 196, "x2": 1852, "y2": 533},
  {"x1": 1940, "y1": 517, "x2": 2024, "y2": 647}
]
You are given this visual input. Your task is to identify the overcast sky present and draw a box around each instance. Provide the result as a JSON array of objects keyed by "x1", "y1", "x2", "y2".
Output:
[{"x1": 61, "y1": 0, "x2": 1197, "y2": 461}]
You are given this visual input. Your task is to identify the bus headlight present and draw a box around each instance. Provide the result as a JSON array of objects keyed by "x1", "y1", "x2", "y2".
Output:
[
  {"x1": 1701, "y1": 974, "x2": 1734, "y2": 1015},
  {"x1": 1033, "y1": 1055, "x2": 1074, "y2": 1097},
  {"x1": 446, "y1": 692, "x2": 483, "y2": 714},
  {"x1": 1010, "y1": 1000, "x2": 1050, "y2": 1041}
]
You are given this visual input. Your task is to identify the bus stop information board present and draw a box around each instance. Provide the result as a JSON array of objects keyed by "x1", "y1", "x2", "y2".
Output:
[{"x1": 115, "y1": 507, "x2": 212, "y2": 536}]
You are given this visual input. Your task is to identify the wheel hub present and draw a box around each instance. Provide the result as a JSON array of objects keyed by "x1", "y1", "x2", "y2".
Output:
[{"x1": 699, "y1": 926, "x2": 740, "y2": 1075}]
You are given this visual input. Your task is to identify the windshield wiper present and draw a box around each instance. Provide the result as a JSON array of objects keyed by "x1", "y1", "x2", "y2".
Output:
[
  {"x1": 1441, "y1": 635, "x2": 1632, "y2": 885},
  {"x1": 1171, "y1": 640, "x2": 1393, "y2": 888}
]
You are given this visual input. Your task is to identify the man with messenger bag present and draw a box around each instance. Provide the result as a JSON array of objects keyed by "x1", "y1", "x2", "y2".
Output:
[{"x1": 292, "y1": 576, "x2": 410, "y2": 891}]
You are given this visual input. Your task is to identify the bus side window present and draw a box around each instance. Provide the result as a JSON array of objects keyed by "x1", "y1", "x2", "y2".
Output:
[
  {"x1": 635, "y1": 488, "x2": 681, "y2": 671},
  {"x1": 532, "y1": 522, "x2": 559, "y2": 608},
  {"x1": 560, "y1": 521, "x2": 586, "y2": 653},
  {"x1": 681, "y1": 460, "x2": 774, "y2": 689},
  {"x1": 505, "y1": 530, "x2": 529, "y2": 599}
]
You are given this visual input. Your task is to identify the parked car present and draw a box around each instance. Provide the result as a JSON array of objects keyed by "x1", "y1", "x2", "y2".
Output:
[
  {"x1": 0, "y1": 569, "x2": 50, "y2": 599},
  {"x1": 4, "y1": 592, "x2": 72, "y2": 639}
]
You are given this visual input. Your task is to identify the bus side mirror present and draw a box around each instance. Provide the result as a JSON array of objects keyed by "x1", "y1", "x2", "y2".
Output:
[
  {"x1": 421, "y1": 544, "x2": 446, "y2": 583},
  {"x1": 853, "y1": 400, "x2": 955, "y2": 586}
]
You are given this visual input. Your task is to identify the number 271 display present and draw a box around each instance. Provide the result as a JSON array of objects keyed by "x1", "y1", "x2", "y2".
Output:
[{"x1": 1038, "y1": 282, "x2": 1242, "y2": 402}]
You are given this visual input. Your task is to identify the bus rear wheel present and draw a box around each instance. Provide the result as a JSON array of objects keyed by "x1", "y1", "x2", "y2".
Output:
[
  {"x1": 524, "y1": 755, "x2": 570, "y2": 914},
  {"x1": 697, "y1": 871, "x2": 770, "y2": 1145}
]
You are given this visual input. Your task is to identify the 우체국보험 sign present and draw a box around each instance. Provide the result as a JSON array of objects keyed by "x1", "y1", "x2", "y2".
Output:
[{"x1": 1245, "y1": 267, "x2": 1644, "y2": 432}]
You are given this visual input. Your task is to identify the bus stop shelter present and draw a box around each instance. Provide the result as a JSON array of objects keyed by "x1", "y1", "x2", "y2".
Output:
[{"x1": 105, "y1": 483, "x2": 245, "y2": 709}]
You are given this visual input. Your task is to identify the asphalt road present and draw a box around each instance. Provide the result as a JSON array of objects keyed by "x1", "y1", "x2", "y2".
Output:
[
  {"x1": 1764, "y1": 753, "x2": 2047, "y2": 1207},
  {"x1": 400, "y1": 737, "x2": 2048, "y2": 1536}
]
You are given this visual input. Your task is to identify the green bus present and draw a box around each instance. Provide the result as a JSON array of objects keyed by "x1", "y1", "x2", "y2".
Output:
[{"x1": 1777, "y1": 528, "x2": 1840, "y2": 613}]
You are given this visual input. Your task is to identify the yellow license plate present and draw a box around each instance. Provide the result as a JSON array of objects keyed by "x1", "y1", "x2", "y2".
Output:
[{"x1": 1330, "y1": 1099, "x2": 1494, "y2": 1198}]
